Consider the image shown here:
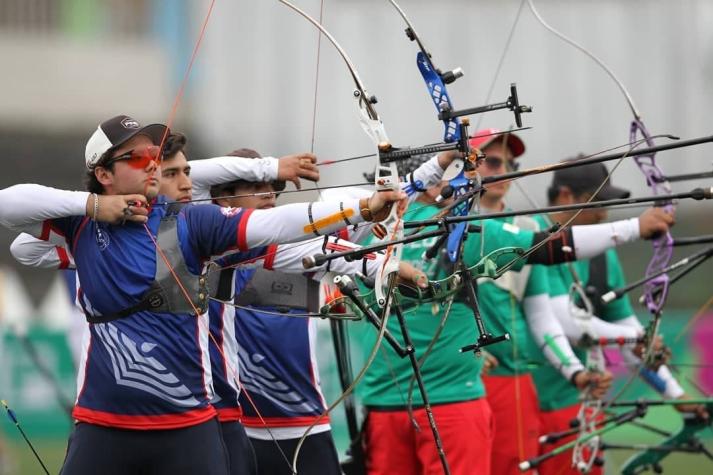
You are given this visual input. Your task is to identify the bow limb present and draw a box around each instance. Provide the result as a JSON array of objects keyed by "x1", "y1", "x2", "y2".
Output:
[
  {"x1": 384, "y1": 0, "x2": 476, "y2": 263},
  {"x1": 525, "y1": 0, "x2": 640, "y2": 119},
  {"x1": 526, "y1": 0, "x2": 674, "y2": 346},
  {"x1": 276, "y1": 0, "x2": 403, "y2": 309},
  {"x1": 275, "y1": 2, "x2": 404, "y2": 469}
]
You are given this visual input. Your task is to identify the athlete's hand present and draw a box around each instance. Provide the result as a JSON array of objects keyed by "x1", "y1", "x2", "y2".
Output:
[
  {"x1": 632, "y1": 335, "x2": 670, "y2": 369},
  {"x1": 277, "y1": 153, "x2": 319, "y2": 189},
  {"x1": 87, "y1": 194, "x2": 149, "y2": 224},
  {"x1": 365, "y1": 190, "x2": 408, "y2": 222},
  {"x1": 436, "y1": 150, "x2": 463, "y2": 170},
  {"x1": 481, "y1": 351, "x2": 499, "y2": 375},
  {"x1": 574, "y1": 370, "x2": 613, "y2": 399},
  {"x1": 396, "y1": 263, "x2": 429, "y2": 289},
  {"x1": 674, "y1": 394, "x2": 709, "y2": 420},
  {"x1": 638, "y1": 207, "x2": 675, "y2": 239}
]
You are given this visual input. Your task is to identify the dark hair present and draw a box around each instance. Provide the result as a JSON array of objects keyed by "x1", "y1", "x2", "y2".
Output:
[
  {"x1": 546, "y1": 186, "x2": 560, "y2": 205},
  {"x1": 546, "y1": 154, "x2": 588, "y2": 205},
  {"x1": 84, "y1": 148, "x2": 115, "y2": 194},
  {"x1": 84, "y1": 132, "x2": 187, "y2": 194},
  {"x1": 163, "y1": 132, "x2": 188, "y2": 161},
  {"x1": 209, "y1": 148, "x2": 265, "y2": 198}
]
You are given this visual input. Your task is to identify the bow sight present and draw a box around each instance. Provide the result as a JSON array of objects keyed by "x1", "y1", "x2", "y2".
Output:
[
  {"x1": 439, "y1": 83, "x2": 533, "y2": 128},
  {"x1": 376, "y1": 121, "x2": 476, "y2": 166}
]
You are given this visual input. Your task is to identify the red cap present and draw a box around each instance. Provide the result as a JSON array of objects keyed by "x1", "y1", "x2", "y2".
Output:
[{"x1": 469, "y1": 128, "x2": 525, "y2": 159}]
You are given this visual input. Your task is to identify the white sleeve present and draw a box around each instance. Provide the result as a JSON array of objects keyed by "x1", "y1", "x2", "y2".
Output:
[
  {"x1": 620, "y1": 350, "x2": 685, "y2": 399},
  {"x1": 266, "y1": 235, "x2": 384, "y2": 279},
  {"x1": 526, "y1": 294, "x2": 585, "y2": 380},
  {"x1": 549, "y1": 295, "x2": 640, "y2": 343},
  {"x1": 10, "y1": 233, "x2": 75, "y2": 269},
  {"x1": 190, "y1": 156, "x2": 280, "y2": 201},
  {"x1": 244, "y1": 199, "x2": 366, "y2": 249},
  {"x1": 571, "y1": 218, "x2": 640, "y2": 259},
  {"x1": 0, "y1": 185, "x2": 89, "y2": 233},
  {"x1": 406, "y1": 155, "x2": 446, "y2": 201}
]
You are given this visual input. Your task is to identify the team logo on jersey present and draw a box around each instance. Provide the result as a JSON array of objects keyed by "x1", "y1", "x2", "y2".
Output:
[
  {"x1": 95, "y1": 225, "x2": 111, "y2": 251},
  {"x1": 220, "y1": 206, "x2": 242, "y2": 218},
  {"x1": 120, "y1": 117, "x2": 140, "y2": 129}
]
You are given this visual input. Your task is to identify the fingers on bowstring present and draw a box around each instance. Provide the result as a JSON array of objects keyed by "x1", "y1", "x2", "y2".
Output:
[
  {"x1": 124, "y1": 195, "x2": 149, "y2": 223},
  {"x1": 299, "y1": 153, "x2": 317, "y2": 164},
  {"x1": 299, "y1": 162, "x2": 320, "y2": 182},
  {"x1": 125, "y1": 194, "x2": 149, "y2": 210}
]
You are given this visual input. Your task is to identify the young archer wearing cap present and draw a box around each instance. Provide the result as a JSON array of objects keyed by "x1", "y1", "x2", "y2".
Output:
[
  {"x1": 529, "y1": 159, "x2": 707, "y2": 475},
  {"x1": 457, "y1": 129, "x2": 676, "y2": 475},
  {"x1": 0, "y1": 114, "x2": 407, "y2": 475},
  {"x1": 9, "y1": 124, "x2": 321, "y2": 367}
]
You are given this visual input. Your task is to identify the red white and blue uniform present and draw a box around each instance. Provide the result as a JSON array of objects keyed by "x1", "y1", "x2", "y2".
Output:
[
  {"x1": 43, "y1": 197, "x2": 257, "y2": 430},
  {"x1": 233, "y1": 268, "x2": 329, "y2": 435}
]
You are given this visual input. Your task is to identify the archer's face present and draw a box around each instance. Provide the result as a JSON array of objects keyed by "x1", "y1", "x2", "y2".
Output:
[
  {"x1": 217, "y1": 182, "x2": 277, "y2": 210},
  {"x1": 95, "y1": 134, "x2": 161, "y2": 199},
  {"x1": 554, "y1": 187, "x2": 608, "y2": 225},
  {"x1": 159, "y1": 151, "x2": 192, "y2": 202},
  {"x1": 571, "y1": 191, "x2": 608, "y2": 225},
  {"x1": 477, "y1": 142, "x2": 516, "y2": 202}
]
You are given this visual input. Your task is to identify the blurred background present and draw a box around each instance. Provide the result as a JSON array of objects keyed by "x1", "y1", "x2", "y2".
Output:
[{"x1": 0, "y1": 0, "x2": 712, "y2": 473}]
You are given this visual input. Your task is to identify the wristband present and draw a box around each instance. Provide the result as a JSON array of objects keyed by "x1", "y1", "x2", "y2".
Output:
[{"x1": 569, "y1": 369, "x2": 584, "y2": 388}]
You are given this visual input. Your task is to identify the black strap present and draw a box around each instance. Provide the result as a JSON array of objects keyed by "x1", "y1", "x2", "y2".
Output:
[
  {"x1": 214, "y1": 268, "x2": 235, "y2": 302},
  {"x1": 585, "y1": 252, "x2": 610, "y2": 315},
  {"x1": 84, "y1": 283, "x2": 166, "y2": 324}
]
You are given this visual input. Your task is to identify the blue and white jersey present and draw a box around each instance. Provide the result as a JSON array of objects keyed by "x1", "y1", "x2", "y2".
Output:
[
  {"x1": 43, "y1": 197, "x2": 256, "y2": 430},
  {"x1": 234, "y1": 268, "x2": 328, "y2": 431}
]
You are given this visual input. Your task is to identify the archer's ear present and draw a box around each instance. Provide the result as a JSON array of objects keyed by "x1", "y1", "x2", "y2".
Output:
[{"x1": 94, "y1": 166, "x2": 113, "y2": 187}]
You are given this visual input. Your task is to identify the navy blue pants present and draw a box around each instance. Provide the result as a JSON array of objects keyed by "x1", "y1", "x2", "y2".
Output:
[
  {"x1": 249, "y1": 430, "x2": 341, "y2": 475},
  {"x1": 220, "y1": 421, "x2": 257, "y2": 475},
  {"x1": 60, "y1": 418, "x2": 230, "y2": 475}
]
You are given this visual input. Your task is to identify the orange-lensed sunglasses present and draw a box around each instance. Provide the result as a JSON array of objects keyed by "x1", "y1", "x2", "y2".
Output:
[{"x1": 102, "y1": 145, "x2": 162, "y2": 169}]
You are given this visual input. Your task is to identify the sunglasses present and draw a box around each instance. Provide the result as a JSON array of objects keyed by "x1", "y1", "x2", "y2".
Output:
[
  {"x1": 482, "y1": 156, "x2": 520, "y2": 171},
  {"x1": 102, "y1": 145, "x2": 162, "y2": 169}
]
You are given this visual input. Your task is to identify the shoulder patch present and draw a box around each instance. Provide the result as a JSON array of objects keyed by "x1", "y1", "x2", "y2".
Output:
[{"x1": 220, "y1": 206, "x2": 243, "y2": 218}]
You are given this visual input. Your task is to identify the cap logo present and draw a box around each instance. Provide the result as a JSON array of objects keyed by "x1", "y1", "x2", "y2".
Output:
[{"x1": 121, "y1": 118, "x2": 140, "y2": 129}]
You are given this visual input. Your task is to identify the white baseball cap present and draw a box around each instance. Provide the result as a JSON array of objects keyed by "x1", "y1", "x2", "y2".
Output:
[{"x1": 85, "y1": 115, "x2": 168, "y2": 169}]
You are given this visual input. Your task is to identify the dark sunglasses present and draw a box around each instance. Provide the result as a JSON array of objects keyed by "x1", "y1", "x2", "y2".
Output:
[
  {"x1": 102, "y1": 145, "x2": 162, "y2": 169},
  {"x1": 482, "y1": 156, "x2": 520, "y2": 171}
]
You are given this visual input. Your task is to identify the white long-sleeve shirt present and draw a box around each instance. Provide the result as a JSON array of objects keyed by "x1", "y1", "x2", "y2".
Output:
[{"x1": 190, "y1": 155, "x2": 280, "y2": 201}]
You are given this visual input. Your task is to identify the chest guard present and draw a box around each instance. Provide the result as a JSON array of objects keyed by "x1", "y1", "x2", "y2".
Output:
[
  {"x1": 84, "y1": 206, "x2": 224, "y2": 324},
  {"x1": 234, "y1": 268, "x2": 319, "y2": 313},
  {"x1": 577, "y1": 252, "x2": 609, "y2": 316}
]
